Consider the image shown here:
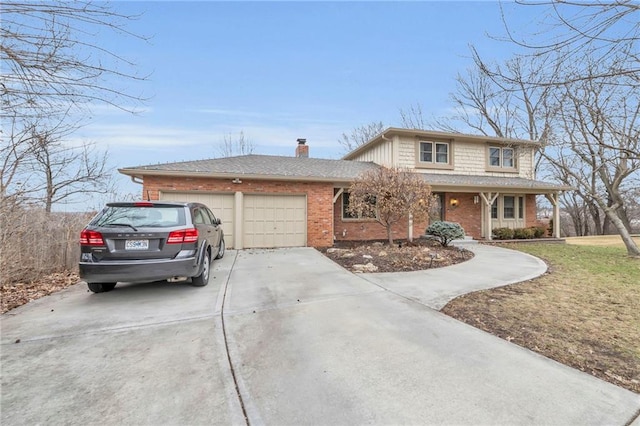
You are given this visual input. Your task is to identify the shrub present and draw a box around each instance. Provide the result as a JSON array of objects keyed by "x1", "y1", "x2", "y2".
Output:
[
  {"x1": 492, "y1": 227, "x2": 514, "y2": 240},
  {"x1": 513, "y1": 227, "x2": 535, "y2": 239},
  {"x1": 426, "y1": 221, "x2": 465, "y2": 247},
  {"x1": 531, "y1": 226, "x2": 546, "y2": 238}
]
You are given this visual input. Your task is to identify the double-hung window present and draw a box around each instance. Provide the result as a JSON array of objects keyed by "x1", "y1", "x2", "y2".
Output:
[
  {"x1": 503, "y1": 196, "x2": 515, "y2": 219},
  {"x1": 488, "y1": 146, "x2": 516, "y2": 169},
  {"x1": 419, "y1": 141, "x2": 450, "y2": 166}
]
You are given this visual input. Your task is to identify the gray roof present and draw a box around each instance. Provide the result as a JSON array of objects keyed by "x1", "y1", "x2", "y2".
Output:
[
  {"x1": 119, "y1": 154, "x2": 568, "y2": 192},
  {"x1": 420, "y1": 173, "x2": 569, "y2": 191},
  {"x1": 120, "y1": 155, "x2": 380, "y2": 181}
]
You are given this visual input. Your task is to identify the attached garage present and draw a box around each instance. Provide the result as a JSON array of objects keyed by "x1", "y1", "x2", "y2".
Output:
[
  {"x1": 160, "y1": 191, "x2": 235, "y2": 248},
  {"x1": 243, "y1": 194, "x2": 306, "y2": 248},
  {"x1": 159, "y1": 191, "x2": 306, "y2": 249}
]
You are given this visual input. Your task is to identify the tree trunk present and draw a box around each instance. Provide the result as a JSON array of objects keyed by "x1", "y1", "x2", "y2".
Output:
[
  {"x1": 587, "y1": 201, "x2": 603, "y2": 235},
  {"x1": 603, "y1": 206, "x2": 640, "y2": 257},
  {"x1": 386, "y1": 225, "x2": 394, "y2": 245}
]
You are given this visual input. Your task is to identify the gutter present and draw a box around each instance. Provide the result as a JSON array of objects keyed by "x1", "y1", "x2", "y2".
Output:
[{"x1": 118, "y1": 168, "x2": 569, "y2": 193}]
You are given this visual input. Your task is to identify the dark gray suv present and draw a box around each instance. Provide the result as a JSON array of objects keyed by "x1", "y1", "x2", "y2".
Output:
[{"x1": 79, "y1": 201, "x2": 225, "y2": 293}]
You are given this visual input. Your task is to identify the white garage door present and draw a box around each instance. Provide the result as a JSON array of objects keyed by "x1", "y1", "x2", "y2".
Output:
[
  {"x1": 243, "y1": 194, "x2": 306, "y2": 248},
  {"x1": 159, "y1": 191, "x2": 235, "y2": 248}
]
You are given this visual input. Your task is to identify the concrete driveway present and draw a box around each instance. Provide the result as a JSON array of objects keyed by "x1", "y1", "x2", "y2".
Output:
[{"x1": 2, "y1": 246, "x2": 639, "y2": 425}]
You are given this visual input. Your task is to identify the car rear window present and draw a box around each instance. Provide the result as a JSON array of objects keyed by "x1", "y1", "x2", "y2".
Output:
[{"x1": 94, "y1": 206, "x2": 186, "y2": 228}]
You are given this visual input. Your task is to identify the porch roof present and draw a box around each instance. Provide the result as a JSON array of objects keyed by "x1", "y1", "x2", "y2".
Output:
[{"x1": 421, "y1": 173, "x2": 570, "y2": 193}]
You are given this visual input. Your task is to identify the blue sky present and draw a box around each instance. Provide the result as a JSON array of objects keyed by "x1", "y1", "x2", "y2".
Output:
[{"x1": 69, "y1": 1, "x2": 538, "y2": 206}]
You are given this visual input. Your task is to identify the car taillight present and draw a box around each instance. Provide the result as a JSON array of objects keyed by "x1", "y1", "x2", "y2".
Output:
[
  {"x1": 167, "y1": 228, "x2": 198, "y2": 244},
  {"x1": 134, "y1": 202, "x2": 153, "y2": 207},
  {"x1": 80, "y1": 229, "x2": 104, "y2": 246}
]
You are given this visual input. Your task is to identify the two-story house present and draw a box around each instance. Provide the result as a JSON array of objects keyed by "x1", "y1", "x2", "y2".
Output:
[{"x1": 119, "y1": 128, "x2": 567, "y2": 249}]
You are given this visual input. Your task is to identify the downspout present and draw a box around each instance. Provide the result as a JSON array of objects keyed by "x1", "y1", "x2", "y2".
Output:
[
  {"x1": 130, "y1": 175, "x2": 143, "y2": 185},
  {"x1": 380, "y1": 130, "x2": 395, "y2": 166}
]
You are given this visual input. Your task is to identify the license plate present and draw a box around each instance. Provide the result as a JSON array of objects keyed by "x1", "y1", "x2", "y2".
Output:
[{"x1": 125, "y1": 239, "x2": 149, "y2": 250}]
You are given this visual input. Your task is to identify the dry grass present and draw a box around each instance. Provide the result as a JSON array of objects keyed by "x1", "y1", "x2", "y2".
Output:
[
  {"x1": 0, "y1": 203, "x2": 91, "y2": 284},
  {"x1": 443, "y1": 243, "x2": 640, "y2": 393},
  {"x1": 565, "y1": 235, "x2": 640, "y2": 247}
]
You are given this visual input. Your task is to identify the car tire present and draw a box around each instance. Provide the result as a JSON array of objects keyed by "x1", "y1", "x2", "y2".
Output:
[
  {"x1": 215, "y1": 238, "x2": 225, "y2": 259},
  {"x1": 191, "y1": 251, "x2": 210, "y2": 287},
  {"x1": 87, "y1": 283, "x2": 116, "y2": 293}
]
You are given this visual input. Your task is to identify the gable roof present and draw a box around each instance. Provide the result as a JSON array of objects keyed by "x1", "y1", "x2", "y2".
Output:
[
  {"x1": 343, "y1": 127, "x2": 542, "y2": 160},
  {"x1": 119, "y1": 154, "x2": 380, "y2": 183},
  {"x1": 119, "y1": 154, "x2": 568, "y2": 192}
]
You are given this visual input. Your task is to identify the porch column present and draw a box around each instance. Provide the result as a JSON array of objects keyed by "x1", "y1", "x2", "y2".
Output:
[
  {"x1": 479, "y1": 192, "x2": 499, "y2": 240},
  {"x1": 545, "y1": 192, "x2": 561, "y2": 238}
]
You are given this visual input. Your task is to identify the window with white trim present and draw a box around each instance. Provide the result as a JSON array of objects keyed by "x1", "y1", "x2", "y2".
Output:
[
  {"x1": 488, "y1": 146, "x2": 516, "y2": 169},
  {"x1": 518, "y1": 196, "x2": 524, "y2": 219},
  {"x1": 503, "y1": 196, "x2": 515, "y2": 219},
  {"x1": 419, "y1": 141, "x2": 450, "y2": 165},
  {"x1": 491, "y1": 195, "x2": 525, "y2": 220}
]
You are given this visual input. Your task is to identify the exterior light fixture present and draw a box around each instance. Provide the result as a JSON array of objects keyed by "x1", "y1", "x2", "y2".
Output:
[
  {"x1": 232, "y1": 178, "x2": 242, "y2": 184},
  {"x1": 450, "y1": 198, "x2": 459, "y2": 207}
]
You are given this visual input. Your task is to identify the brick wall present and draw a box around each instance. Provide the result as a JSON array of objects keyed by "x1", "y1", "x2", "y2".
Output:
[
  {"x1": 142, "y1": 175, "x2": 540, "y2": 245},
  {"x1": 142, "y1": 175, "x2": 334, "y2": 247},
  {"x1": 525, "y1": 194, "x2": 539, "y2": 228},
  {"x1": 444, "y1": 193, "x2": 482, "y2": 238}
]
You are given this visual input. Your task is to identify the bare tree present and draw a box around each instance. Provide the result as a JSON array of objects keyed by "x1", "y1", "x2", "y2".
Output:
[
  {"x1": 498, "y1": 1, "x2": 639, "y2": 84},
  {"x1": 544, "y1": 58, "x2": 640, "y2": 256},
  {"x1": 338, "y1": 121, "x2": 384, "y2": 154},
  {"x1": 217, "y1": 131, "x2": 255, "y2": 157},
  {"x1": 1, "y1": 0, "x2": 148, "y2": 119},
  {"x1": 31, "y1": 135, "x2": 110, "y2": 212},
  {"x1": 2, "y1": 109, "x2": 110, "y2": 212},
  {"x1": 399, "y1": 103, "x2": 429, "y2": 130},
  {"x1": 1, "y1": 1, "x2": 147, "y2": 211},
  {"x1": 347, "y1": 167, "x2": 433, "y2": 245}
]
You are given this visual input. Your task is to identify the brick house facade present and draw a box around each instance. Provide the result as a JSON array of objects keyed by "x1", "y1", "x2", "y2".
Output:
[{"x1": 120, "y1": 128, "x2": 567, "y2": 248}]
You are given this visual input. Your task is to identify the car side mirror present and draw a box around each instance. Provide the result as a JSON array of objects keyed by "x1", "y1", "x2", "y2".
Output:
[{"x1": 216, "y1": 218, "x2": 222, "y2": 225}]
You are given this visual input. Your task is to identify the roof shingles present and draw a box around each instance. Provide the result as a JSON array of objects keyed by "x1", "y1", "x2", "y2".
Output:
[{"x1": 120, "y1": 154, "x2": 567, "y2": 191}]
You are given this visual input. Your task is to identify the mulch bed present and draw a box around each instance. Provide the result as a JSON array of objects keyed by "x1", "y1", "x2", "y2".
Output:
[{"x1": 319, "y1": 239, "x2": 473, "y2": 273}]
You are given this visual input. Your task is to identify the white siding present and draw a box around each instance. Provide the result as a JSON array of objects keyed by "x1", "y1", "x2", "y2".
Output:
[
  {"x1": 348, "y1": 140, "x2": 393, "y2": 166},
  {"x1": 397, "y1": 137, "x2": 415, "y2": 168},
  {"x1": 518, "y1": 149, "x2": 535, "y2": 179},
  {"x1": 353, "y1": 134, "x2": 537, "y2": 178},
  {"x1": 452, "y1": 141, "x2": 485, "y2": 175}
]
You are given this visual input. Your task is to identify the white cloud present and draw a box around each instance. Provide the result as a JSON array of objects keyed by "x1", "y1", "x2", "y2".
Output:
[{"x1": 72, "y1": 123, "x2": 215, "y2": 148}]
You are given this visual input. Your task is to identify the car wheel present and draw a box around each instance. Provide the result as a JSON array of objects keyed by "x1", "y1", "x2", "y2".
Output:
[
  {"x1": 215, "y1": 238, "x2": 225, "y2": 259},
  {"x1": 191, "y1": 251, "x2": 210, "y2": 287},
  {"x1": 87, "y1": 283, "x2": 116, "y2": 293}
]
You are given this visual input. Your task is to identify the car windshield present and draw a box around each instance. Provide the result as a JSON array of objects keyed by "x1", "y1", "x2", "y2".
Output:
[{"x1": 94, "y1": 206, "x2": 186, "y2": 228}]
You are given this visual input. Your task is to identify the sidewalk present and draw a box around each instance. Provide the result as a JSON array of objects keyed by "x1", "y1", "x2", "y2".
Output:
[{"x1": 361, "y1": 244, "x2": 547, "y2": 309}]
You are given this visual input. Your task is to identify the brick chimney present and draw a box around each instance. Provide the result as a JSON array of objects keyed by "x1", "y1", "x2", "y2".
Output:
[{"x1": 295, "y1": 138, "x2": 309, "y2": 158}]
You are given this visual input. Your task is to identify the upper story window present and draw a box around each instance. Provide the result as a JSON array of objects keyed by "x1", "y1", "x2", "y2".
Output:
[
  {"x1": 488, "y1": 146, "x2": 516, "y2": 170},
  {"x1": 417, "y1": 140, "x2": 453, "y2": 169}
]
